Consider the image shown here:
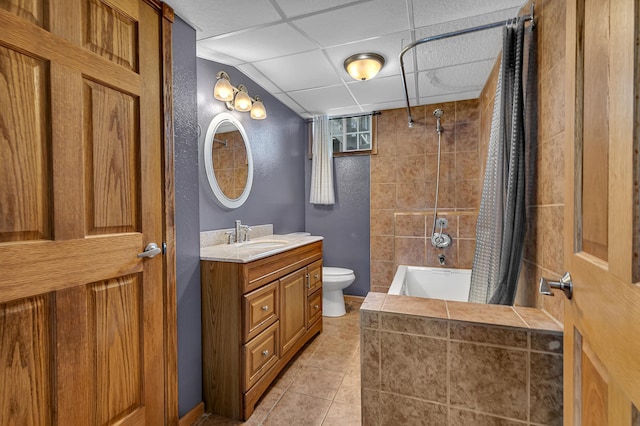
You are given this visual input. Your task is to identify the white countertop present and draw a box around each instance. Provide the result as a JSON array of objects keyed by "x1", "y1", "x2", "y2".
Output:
[{"x1": 199, "y1": 234, "x2": 323, "y2": 263}]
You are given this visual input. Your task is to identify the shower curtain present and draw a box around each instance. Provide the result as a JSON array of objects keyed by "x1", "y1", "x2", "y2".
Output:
[{"x1": 468, "y1": 17, "x2": 534, "y2": 305}]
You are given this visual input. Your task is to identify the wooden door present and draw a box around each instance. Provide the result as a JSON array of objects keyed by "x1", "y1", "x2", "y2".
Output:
[
  {"x1": 0, "y1": 0, "x2": 166, "y2": 424},
  {"x1": 564, "y1": 0, "x2": 640, "y2": 423},
  {"x1": 279, "y1": 269, "x2": 306, "y2": 355}
]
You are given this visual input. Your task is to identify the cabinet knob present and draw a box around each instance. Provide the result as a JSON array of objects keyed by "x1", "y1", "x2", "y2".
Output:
[
  {"x1": 314, "y1": 305, "x2": 319, "y2": 310},
  {"x1": 314, "y1": 274, "x2": 319, "y2": 279},
  {"x1": 262, "y1": 350, "x2": 269, "y2": 356},
  {"x1": 261, "y1": 305, "x2": 269, "y2": 311}
]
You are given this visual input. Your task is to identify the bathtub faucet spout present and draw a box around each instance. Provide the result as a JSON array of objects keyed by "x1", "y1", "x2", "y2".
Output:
[{"x1": 438, "y1": 254, "x2": 446, "y2": 265}]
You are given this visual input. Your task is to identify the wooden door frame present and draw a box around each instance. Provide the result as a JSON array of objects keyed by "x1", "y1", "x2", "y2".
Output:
[{"x1": 146, "y1": 0, "x2": 179, "y2": 423}]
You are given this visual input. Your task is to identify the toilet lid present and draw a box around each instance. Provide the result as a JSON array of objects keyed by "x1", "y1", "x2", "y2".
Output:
[{"x1": 323, "y1": 267, "x2": 354, "y2": 276}]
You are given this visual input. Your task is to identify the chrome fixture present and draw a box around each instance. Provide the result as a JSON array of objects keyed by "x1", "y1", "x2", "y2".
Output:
[
  {"x1": 213, "y1": 71, "x2": 267, "y2": 119},
  {"x1": 431, "y1": 232, "x2": 452, "y2": 249},
  {"x1": 399, "y1": 3, "x2": 535, "y2": 127},
  {"x1": 232, "y1": 220, "x2": 251, "y2": 243},
  {"x1": 433, "y1": 109, "x2": 444, "y2": 134},
  {"x1": 137, "y1": 242, "x2": 162, "y2": 259},
  {"x1": 539, "y1": 272, "x2": 573, "y2": 300},
  {"x1": 438, "y1": 254, "x2": 446, "y2": 265},
  {"x1": 343, "y1": 53, "x2": 385, "y2": 81}
]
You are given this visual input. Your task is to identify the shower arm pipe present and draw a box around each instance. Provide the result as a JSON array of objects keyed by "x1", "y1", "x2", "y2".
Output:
[{"x1": 399, "y1": 4, "x2": 535, "y2": 128}]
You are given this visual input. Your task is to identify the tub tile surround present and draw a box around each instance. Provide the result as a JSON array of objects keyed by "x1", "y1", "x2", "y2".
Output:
[
  {"x1": 361, "y1": 293, "x2": 563, "y2": 425},
  {"x1": 371, "y1": 100, "x2": 481, "y2": 294}
]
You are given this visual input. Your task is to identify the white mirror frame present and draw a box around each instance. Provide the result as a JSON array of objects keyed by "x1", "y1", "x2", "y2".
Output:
[{"x1": 203, "y1": 112, "x2": 253, "y2": 209}]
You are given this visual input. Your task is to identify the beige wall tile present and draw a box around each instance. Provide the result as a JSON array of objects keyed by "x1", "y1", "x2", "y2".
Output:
[
  {"x1": 456, "y1": 180, "x2": 480, "y2": 209},
  {"x1": 449, "y1": 321, "x2": 528, "y2": 348},
  {"x1": 361, "y1": 328, "x2": 380, "y2": 389},
  {"x1": 539, "y1": 134, "x2": 565, "y2": 205},
  {"x1": 361, "y1": 389, "x2": 381, "y2": 426},
  {"x1": 539, "y1": 61, "x2": 566, "y2": 143},
  {"x1": 542, "y1": 206, "x2": 564, "y2": 275},
  {"x1": 449, "y1": 409, "x2": 525, "y2": 426},
  {"x1": 449, "y1": 342, "x2": 528, "y2": 420},
  {"x1": 394, "y1": 237, "x2": 426, "y2": 266},
  {"x1": 531, "y1": 332, "x2": 563, "y2": 354},
  {"x1": 446, "y1": 302, "x2": 528, "y2": 328},
  {"x1": 370, "y1": 260, "x2": 395, "y2": 288},
  {"x1": 361, "y1": 311, "x2": 379, "y2": 329},
  {"x1": 455, "y1": 98, "x2": 480, "y2": 123},
  {"x1": 397, "y1": 181, "x2": 427, "y2": 210},
  {"x1": 371, "y1": 155, "x2": 397, "y2": 183},
  {"x1": 457, "y1": 238, "x2": 476, "y2": 269},
  {"x1": 381, "y1": 294, "x2": 448, "y2": 319},
  {"x1": 380, "y1": 332, "x2": 447, "y2": 402},
  {"x1": 396, "y1": 155, "x2": 426, "y2": 182},
  {"x1": 455, "y1": 121, "x2": 480, "y2": 153},
  {"x1": 380, "y1": 313, "x2": 447, "y2": 338},
  {"x1": 530, "y1": 352, "x2": 563, "y2": 425},
  {"x1": 371, "y1": 183, "x2": 397, "y2": 210},
  {"x1": 426, "y1": 238, "x2": 457, "y2": 268},
  {"x1": 371, "y1": 236, "x2": 394, "y2": 261},
  {"x1": 380, "y1": 391, "x2": 448, "y2": 425},
  {"x1": 370, "y1": 209, "x2": 394, "y2": 236},
  {"x1": 456, "y1": 150, "x2": 480, "y2": 181},
  {"x1": 394, "y1": 213, "x2": 426, "y2": 237}
]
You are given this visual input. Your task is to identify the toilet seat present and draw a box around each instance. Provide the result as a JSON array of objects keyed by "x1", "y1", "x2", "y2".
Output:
[{"x1": 323, "y1": 267, "x2": 353, "y2": 276}]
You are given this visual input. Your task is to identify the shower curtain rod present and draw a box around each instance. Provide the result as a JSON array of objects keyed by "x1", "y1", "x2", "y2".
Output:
[{"x1": 399, "y1": 3, "x2": 535, "y2": 128}]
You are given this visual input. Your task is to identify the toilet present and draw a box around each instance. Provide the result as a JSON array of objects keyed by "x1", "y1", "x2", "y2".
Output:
[{"x1": 322, "y1": 267, "x2": 355, "y2": 317}]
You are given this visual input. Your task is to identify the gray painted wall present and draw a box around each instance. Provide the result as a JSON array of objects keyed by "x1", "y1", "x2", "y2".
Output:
[
  {"x1": 172, "y1": 17, "x2": 201, "y2": 417},
  {"x1": 197, "y1": 59, "x2": 306, "y2": 234},
  {"x1": 304, "y1": 145, "x2": 371, "y2": 297}
]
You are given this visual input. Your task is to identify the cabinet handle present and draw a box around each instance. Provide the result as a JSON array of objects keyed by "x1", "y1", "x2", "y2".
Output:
[
  {"x1": 314, "y1": 305, "x2": 319, "y2": 310},
  {"x1": 305, "y1": 273, "x2": 310, "y2": 288},
  {"x1": 261, "y1": 305, "x2": 269, "y2": 311},
  {"x1": 262, "y1": 350, "x2": 269, "y2": 356}
]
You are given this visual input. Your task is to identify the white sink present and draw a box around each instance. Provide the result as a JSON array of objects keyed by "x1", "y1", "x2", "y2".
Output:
[{"x1": 238, "y1": 240, "x2": 290, "y2": 249}]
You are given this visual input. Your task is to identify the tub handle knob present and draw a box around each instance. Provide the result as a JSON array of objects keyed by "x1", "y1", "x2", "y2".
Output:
[{"x1": 539, "y1": 272, "x2": 573, "y2": 300}]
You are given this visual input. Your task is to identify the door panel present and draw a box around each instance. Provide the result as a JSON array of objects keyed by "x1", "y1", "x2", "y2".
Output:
[
  {"x1": 0, "y1": 46, "x2": 51, "y2": 243},
  {"x1": 83, "y1": 79, "x2": 139, "y2": 235},
  {"x1": 565, "y1": 0, "x2": 640, "y2": 423},
  {"x1": 0, "y1": 296, "x2": 52, "y2": 424},
  {"x1": 0, "y1": 0, "x2": 46, "y2": 27},
  {"x1": 0, "y1": 0, "x2": 166, "y2": 423}
]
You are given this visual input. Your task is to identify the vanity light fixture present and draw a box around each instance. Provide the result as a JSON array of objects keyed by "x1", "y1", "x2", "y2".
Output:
[
  {"x1": 343, "y1": 52, "x2": 385, "y2": 81},
  {"x1": 213, "y1": 71, "x2": 267, "y2": 119}
]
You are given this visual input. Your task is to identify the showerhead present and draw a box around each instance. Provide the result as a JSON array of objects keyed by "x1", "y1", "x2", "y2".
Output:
[{"x1": 433, "y1": 109, "x2": 444, "y2": 134}]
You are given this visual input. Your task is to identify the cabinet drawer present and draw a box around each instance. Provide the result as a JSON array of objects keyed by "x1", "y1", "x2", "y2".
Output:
[
  {"x1": 243, "y1": 281, "x2": 279, "y2": 342},
  {"x1": 307, "y1": 290, "x2": 322, "y2": 327},
  {"x1": 306, "y1": 260, "x2": 322, "y2": 295},
  {"x1": 243, "y1": 322, "x2": 279, "y2": 391}
]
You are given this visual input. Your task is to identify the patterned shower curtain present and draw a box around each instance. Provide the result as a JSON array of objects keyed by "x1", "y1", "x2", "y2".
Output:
[{"x1": 468, "y1": 17, "x2": 534, "y2": 305}]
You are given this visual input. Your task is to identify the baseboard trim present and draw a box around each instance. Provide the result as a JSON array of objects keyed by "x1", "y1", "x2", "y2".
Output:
[
  {"x1": 344, "y1": 295, "x2": 365, "y2": 304},
  {"x1": 178, "y1": 402, "x2": 204, "y2": 426}
]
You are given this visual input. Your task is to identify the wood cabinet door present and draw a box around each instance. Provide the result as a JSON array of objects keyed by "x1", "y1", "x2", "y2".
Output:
[
  {"x1": 279, "y1": 268, "x2": 306, "y2": 355},
  {"x1": 564, "y1": 0, "x2": 640, "y2": 423},
  {"x1": 0, "y1": 0, "x2": 166, "y2": 423}
]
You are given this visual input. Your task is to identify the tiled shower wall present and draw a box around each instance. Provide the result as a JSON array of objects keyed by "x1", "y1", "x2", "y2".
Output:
[
  {"x1": 370, "y1": 102, "x2": 481, "y2": 292},
  {"x1": 478, "y1": 0, "x2": 567, "y2": 322}
]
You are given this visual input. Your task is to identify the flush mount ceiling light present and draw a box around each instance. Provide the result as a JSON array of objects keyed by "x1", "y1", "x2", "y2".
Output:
[
  {"x1": 213, "y1": 71, "x2": 267, "y2": 119},
  {"x1": 343, "y1": 52, "x2": 385, "y2": 81}
]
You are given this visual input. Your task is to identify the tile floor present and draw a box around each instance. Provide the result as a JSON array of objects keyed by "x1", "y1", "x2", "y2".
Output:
[{"x1": 195, "y1": 301, "x2": 362, "y2": 426}]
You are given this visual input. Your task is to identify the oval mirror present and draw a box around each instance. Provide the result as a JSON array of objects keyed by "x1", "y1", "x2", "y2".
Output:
[{"x1": 203, "y1": 113, "x2": 253, "y2": 209}]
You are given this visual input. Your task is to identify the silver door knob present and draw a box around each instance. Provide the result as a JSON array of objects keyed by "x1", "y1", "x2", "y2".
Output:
[
  {"x1": 539, "y1": 272, "x2": 573, "y2": 299},
  {"x1": 137, "y1": 242, "x2": 162, "y2": 259}
]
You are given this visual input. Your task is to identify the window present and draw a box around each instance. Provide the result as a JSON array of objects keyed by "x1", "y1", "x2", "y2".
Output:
[{"x1": 309, "y1": 113, "x2": 378, "y2": 157}]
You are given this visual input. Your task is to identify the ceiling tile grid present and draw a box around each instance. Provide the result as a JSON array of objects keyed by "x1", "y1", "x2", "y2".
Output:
[{"x1": 167, "y1": 0, "x2": 528, "y2": 118}]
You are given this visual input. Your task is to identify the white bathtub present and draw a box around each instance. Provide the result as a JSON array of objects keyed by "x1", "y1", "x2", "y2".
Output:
[{"x1": 388, "y1": 265, "x2": 472, "y2": 302}]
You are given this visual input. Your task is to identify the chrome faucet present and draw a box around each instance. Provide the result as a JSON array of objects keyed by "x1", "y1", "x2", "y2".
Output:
[
  {"x1": 231, "y1": 220, "x2": 251, "y2": 243},
  {"x1": 438, "y1": 254, "x2": 446, "y2": 265}
]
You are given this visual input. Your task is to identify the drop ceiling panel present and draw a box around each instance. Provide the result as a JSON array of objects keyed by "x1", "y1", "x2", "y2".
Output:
[
  {"x1": 417, "y1": 60, "x2": 495, "y2": 99},
  {"x1": 325, "y1": 105, "x2": 366, "y2": 117},
  {"x1": 171, "y1": 0, "x2": 283, "y2": 40},
  {"x1": 272, "y1": 93, "x2": 306, "y2": 114},
  {"x1": 196, "y1": 45, "x2": 244, "y2": 66},
  {"x1": 235, "y1": 64, "x2": 283, "y2": 95},
  {"x1": 275, "y1": 0, "x2": 364, "y2": 19},
  {"x1": 325, "y1": 31, "x2": 415, "y2": 80},
  {"x1": 347, "y1": 74, "x2": 415, "y2": 105},
  {"x1": 413, "y1": 27, "x2": 502, "y2": 71},
  {"x1": 292, "y1": 0, "x2": 410, "y2": 47},
  {"x1": 252, "y1": 50, "x2": 342, "y2": 92},
  {"x1": 198, "y1": 24, "x2": 317, "y2": 63},
  {"x1": 288, "y1": 85, "x2": 357, "y2": 114},
  {"x1": 411, "y1": 0, "x2": 526, "y2": 28}
]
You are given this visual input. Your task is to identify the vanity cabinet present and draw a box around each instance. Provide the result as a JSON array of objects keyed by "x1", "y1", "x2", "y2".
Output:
[{"x1": 201, "y1": 241, "x2": 323, "y2": 420}]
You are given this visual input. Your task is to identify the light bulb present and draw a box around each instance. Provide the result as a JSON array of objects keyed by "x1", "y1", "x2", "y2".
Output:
[
  {"x1": 250, "y1": 97, "x2": 266, "y2": 119},
  {"x1": 234, "y1": 88, "x2": 252, "y2": 112},
  {"x1": 213, "y1": 77, "x2": 234, "y2": 102}
]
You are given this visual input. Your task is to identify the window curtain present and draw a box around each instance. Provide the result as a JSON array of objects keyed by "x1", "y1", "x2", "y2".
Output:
[{"x1": 309, "y1": 115, "x2": 335, "y2": 205}]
